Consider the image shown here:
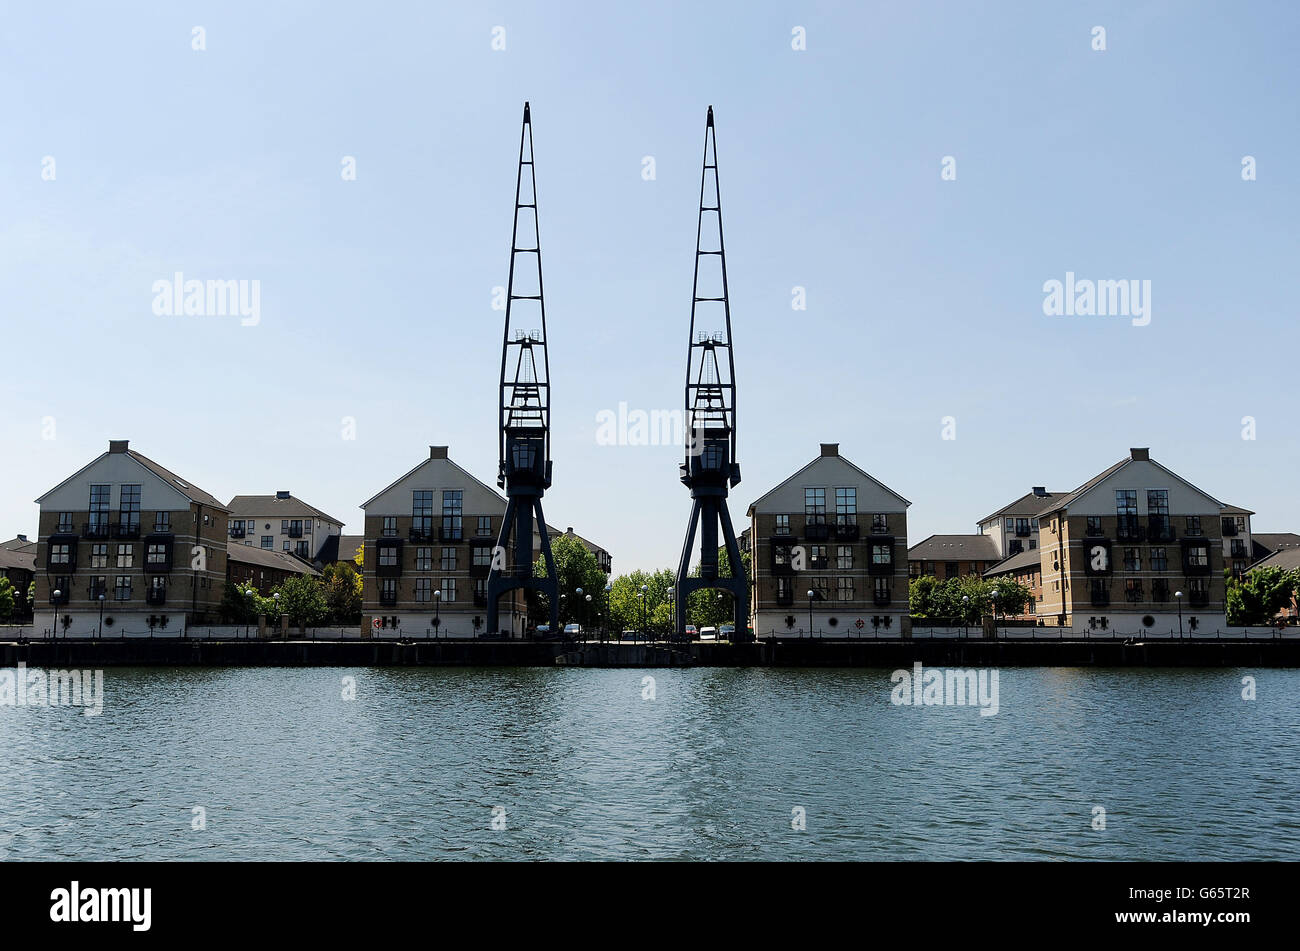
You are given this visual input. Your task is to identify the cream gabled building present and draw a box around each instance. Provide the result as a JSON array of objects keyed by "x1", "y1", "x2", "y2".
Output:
[
  {"x1": 747, "y1": 444, "x2": 910, "y2": 638},
  {"x1": 34, "y1": 439, "x2": 229, "y2": 636}
]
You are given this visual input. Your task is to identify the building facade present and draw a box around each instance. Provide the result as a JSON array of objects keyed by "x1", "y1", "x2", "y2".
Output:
[
  {"x1": 227, "y1": 545, "x2": 322, "y2": 595},
  {"x1": 1036, "y1": 448, "x2": 1235, "y2": 635},
  {"x1": 907, "y1": 534, "x2": 1000, "y2": 581},
  {"x1": 747, "y1": 443, "x2": 910, "y2": 638},
  {"x1": 33, "y1": 440, "x2": 229, "y2": 636},
  {"x1": 226, "y1": 491, "x2": 343, "y2": 563}
]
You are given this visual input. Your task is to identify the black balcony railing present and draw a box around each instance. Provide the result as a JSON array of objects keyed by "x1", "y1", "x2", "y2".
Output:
[
  {"x1": 379, "y1": 593, "x2": 398, "y2": 606},
  {"x1": 774, "y1": 593, "x2": 794, "y2": 606},
  {"x1": 809, "y1": 557, "x2": 829, "y2": 570},
  {"x1": 440, "y1": 527, "x2": 463, "y2": 543},
  {"x1": 1221, "y1": 520, "x2": 1238, "y2": 537},
  {"x1": 835, "y1": 524, "x2": 860, "y2": 541},
  {"x1": 287, "y1": 527, "x2": 303, "y2": 539},
  {"x1": 83, "y1": 521, "x2": 112, "y2": 539},
  {"x1": 228, "y1": 526, "x2": 246, "y2": 538},
  {"x1": 1152, "y1": 585, "x2": 1170, "y2": 603},
  {"x1": 873, "y1": 592, "x2": 892, "y2": 606},
  {"x1": 868, "y1": 559, "x2": 893, "y2": 576},
  {"x1": 146, "y1": 588, "x2": 166, "y2": 606},
  {"x1": 409, "y1": 527, "x2": 435, "y2": 542},
  {"x1": 1091, "y1": 587, "x2": 1110, "y2": 607},
  {"x1": 114, "y1": 521, "x2": 141, "y2": 539},
  {"x1": 1116, "y1": 515, "x2": 1144, "y2": 541},
  {"x1": 1125, "y1": 587, "x2": 1144, "y2": 603},
  {"x1": 1085, "y1": 522, "x2": 1105, "y2": 537},
  {"x1": 1147, "y1": 516, "x2": 1175, "y2": 542},
  {"x1": 1015, "y1": 526, "x2": 1032, "y2": 537},
  {"x1": 804, "y1": 522, "x2": 830, "y2": 541}
]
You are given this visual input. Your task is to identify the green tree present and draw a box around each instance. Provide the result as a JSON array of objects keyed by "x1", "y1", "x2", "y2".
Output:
[
  {"x1": 1226, "y1": 567, "x2": 1299, "y2": 625},
  {"x1": 910, "y1": 574, "x2": 1031, "y2": 624},
  {"x1": 530, "y1": 533, "x2": 608, "y2": 627},
  {"x1": 322, "y1": 562, "x2": 363, "y2": 623},
  {"x1": 908, "y1": 575, "x2": 939, "y2": 618},
  {"x1": 608, "y1": 567, "x2": 675, "y2": 634},
  {"x1": 354, "y1": 543, "x2": 364, "y2": 570},
  {"x1": 219, "y1": 580, "x2": 262, "y2": 624},
  {"x1": 0, "y1": 577, "x2": 14, "y2": 622},
  {"x1": 273, "y1": 575, "x2": 328, "y2": 631},
  {"x1": 27, "y1": 580, "x2": 36, "y2": 615}
]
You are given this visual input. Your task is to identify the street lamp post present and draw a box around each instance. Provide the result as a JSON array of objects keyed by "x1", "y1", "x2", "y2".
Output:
[
  {"x1": 640, "y1": 584, "x2": 648, "y2": 641},
  {"x1": 575, "y1": 587, "x2": 584, "y2": 640},
  {"x1": 806, "y1": 589, "x2": 815, "y2": 639},
  {"x1": 603, "y1": 582, "x2": 612, "y2": 642},
  {"x1": 962, "y1": 594, "x2": 970, "y2": 638},
  {"x1": 50, "y1": 588, "x2": 61, "y2": 640},
  {"x1": 584, "y1": 593, "x2": 592, "y2": 641},
  {"x1": 990, "y1": 588, "x2": 999, "y2": 639},
  {"x1": 245, "y1": 588, "x2": 256, "y2": 639},
  {"x1": 1175, "y1": 590, "x2": 1184, "y2": 639},
  {"x1": 97, "y1": 592, "x2": 106, "y2": 639},
  {"x1": 433, "y1": 589, "x2": 442, "y2": 638},
  {"x1": 273, "y1": 592, "x2": 282, "y2": 639}
]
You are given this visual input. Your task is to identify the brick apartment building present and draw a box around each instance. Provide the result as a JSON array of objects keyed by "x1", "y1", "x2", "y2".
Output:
[
  {"x1": 33, "y1": 440, "x2": 229, "y2": 636},
  {"x1": 747, "y1": 443, "x2": 910, "y2": 638}
]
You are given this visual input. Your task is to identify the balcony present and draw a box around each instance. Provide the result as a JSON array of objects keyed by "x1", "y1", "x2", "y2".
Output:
[
  {"x1": 1124, "y1": 587, "x2": 1144, "y2": 604},
  {"x1": 440, "y1": 526, "x2": 463, "y2": 543},
  {"x1": 1221, "y1": 520, "x2": 1238, "y2": 537},
  {"x1": 809, "y1": 556, "x2": 829, "y2": 571},
  {"x1": 228, "y1": 526, "x2": 246, "y2": 539},
  {"x1": 1090, "y1": 585, "x2": 1110, "y2": 607},
  {"x1": 1152, "y1": 584, "x2": 1170, "y2": 603},
  {"x1": 867, "y1": 558, "x2": 894, "y2": 576},
  {"x1": 114, "y1": 521, "x2": 141, "y2": 539},
  {"x1": 469, "y1": 561, "x2": 491, "y2": 579},
  {"x1": 873, "y1": 591, "x2": 892, "y2": 607},
  {"x1": 409, "y1": 526, "x2": 435, "y2": 543},
  {"x1": 1229, "y1": 544, "x2": 1249, "y2": 560},
  {"x1": 835, "y1": 523, "x2": 860, "y2": 542},
  {"x1": 1085, "y1": 522, "x2": 1105, "y2": 537},
  {"x1": 774, "y1": 592, "x2": 794, "y2": 607},
  {"x1": 804, "y1": 521, "x2": 830, "y2": 542},
  {"x1": 1147, "y1": 516, "x2": 1175, "y2": 542},
  {"x1": 1015, "y1": 526, "x2": 1032, "y2": 538},
  {"x1": 379, "y1": 592, "x2": 398, "y2": 607},
  {"x1": 287, "y1": 527, "x2": 303, "y2": 539},
  {"x1": 83, "y1": 521, "x2": 112, "y2": 539},
  {"x1": 473, "y1": 594, "x2": 488, "y2": 608},
  {"x1": 146, "y1": 587, "x2": 167, "y2": 606},
  {"x1": 1116, "y1": 515, "x2": 1144, "y2": 541}
]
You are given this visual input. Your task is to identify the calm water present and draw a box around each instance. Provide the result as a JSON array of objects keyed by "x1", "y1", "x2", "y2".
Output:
[{"x1": 1, "y1": 666, "x2": 1297, "y2": 860}]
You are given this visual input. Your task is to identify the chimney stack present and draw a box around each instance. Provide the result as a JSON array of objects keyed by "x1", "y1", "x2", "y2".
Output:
[
  {"x1": 430, "y1": 446, "x2": 448, "y2": 459},
  {"x1": 1130, "y1": 448, "x2": 1150, "y2": 461},
  {"x1": 820, "y1": 443, "x2": 839, "y2": 457},
  {"x1": 275, "y1": 490, "x2": 291, "y2": 500},
  {"x1": 108, "y1": 440, "x2": 129, "y2": 454},
  {"x1": 1032, "y1": 486, "x2": 1047, "y2": 497}
]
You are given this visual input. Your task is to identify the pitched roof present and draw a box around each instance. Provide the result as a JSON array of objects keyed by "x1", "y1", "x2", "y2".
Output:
[
  {"x1": 228, "y1": 494, "x2": 344, "y2": 526},
  {"x1": 35, "y1": 445, "x2": 229, "y2": 512},
  {"x1": 977, "y1": 490, "x2": 1066, "y2": 526},
  {"x1": 907, "y1": 534, "x2": 1001, "y2": 562},
  {"x1": 1, "y1": 537, "x2": 35, "y2": 553},
  {"x1": 226, "y1": 544, "x2": 321, "y2": 576},
  {"x1": 1252, "y1": 533, "x2": 1300, "y2": 559},
  {"x1": 336, "y1": 535, "x2": 364, "y2": 563},
  {"x1": 0, "y1": 547, "x2": 36, "y2": 573},
  {"x1": 1043, "y1": 451, "x2": 1224, "y2": 515},
  {"x1": 983, "y1": 547, "x2": 1042, "y2": 577},
  {"x1": 545, "y1": 524, "x2": 609, "y2": 556},
  {"x1": 1247, "y1": 547, "x2": 1300, "y2": 574},
  {"x1": 360, "y1": 451, "x2": 507, "y2": 511},
  {"x1": 1220, "y1": 503, "x2": 1255, "y2": 515}
]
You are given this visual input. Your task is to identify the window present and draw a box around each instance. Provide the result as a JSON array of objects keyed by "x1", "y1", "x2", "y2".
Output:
[
  {"x1": 1115, "y1": 490, "x2": 1137, "y2": 515},
  {"x1": 116, "y1": 544, "x2": 134, "y2": 568},
  {"x1": 1086, "y1": 516, "x2": 1103, "y2": 536},
  {"x1": 283, "y1": 541, "x2": 291, "y2": 551},
  {"x1": 772, "y1": 544, "x2": 792, "y2": 568},
  {"x1": 473, "y1": 546, "x2": 492, "y2": 567},
  {"x1": 119, "y1": 484, "x2": 141, "y2": 530},
  {"x1": 776, "y1": 578, "x2": 793, "y2": 601},
  {"x1": 871, "y1": 513, "x2": 888, "y2": 534},
  {"x1": 837, "y1": 577, "x2": 854, "y2": 601},
  {"x1": 154, "y1": 511, "x2": 171, "y2": 533},
  {"x1": 56, "y1": 512, "x2": 74, "y2": 533},
  {"x1": 809, "y1": 546, "x2": 828, "y2": 569},
  {"x1": 836, "y1": 546, "x2": 853, "y2": 569},
  {"x1": 441, "y1": 579, "x2": 456, "y2": 602},
  {"x1": 90, "y1": 544, "x2": 108, "y2": 569},
  {"x1": 413, "y1": 491, "x2": 434, "y2": 537},
  {"x1": 295, "y1": 541, "x2": 309, "y2": 557},
  {"x1": 50, "y1": 543, "x2": 72, "y2": 566},
  {"x1": 874, "y1": 576, "x2": 891, "y2": 603},
  {"x1": 477, "y1": 515, "x2": 492, "y2": 537},
  {"x1": 415, "y1": 578, "x2": 432, "y2": 603},
  {"x1": 1015, "y1": 518, "x2": 1031, "y2": 537},
  {"x1": 380, "y1": 578, "x2": 397, "y2": 604},
  {"x1": 1150, "y1": 548, "x2": 1168, "y2": 572},
  {"x1": 1125, "y1": 579, "x2": 1143, "y2": 602},
  {"x1": 114, "y1": 575, "x2": 132, "y2": 601},
  {"x1": 835, "y1": 487, "x2": 856, "y2": 525},
  {"x1": 281, "y1": 519, "x2": 289, "y2": 535},
  {"x1": 415, "y1": 547, "x2": 433, "y2": 571},
  {"x1": 442, "y1": 491, "x2": 463, "y2": 539},
  {"x1": 89, "y1": 484, "x2": 110, "y2": 528},
  {"x1": 1235, "y1": 516, "x2": 1247, "y2": 532},
  {"x1": 475, "y1": 578, "x2": 488, "y2": 600},
  {"x1": 382, "y1": 516, "x2": 398, "y2": 537},
  {"x1": 1185, "y1": 516, "x2": 1202, "y2": 536},
  {"x1": 378, "y1": 546, "x2": 398, "y2": 568},
  {"x1": 1147, "y1": 489, "x2": 1169, "y2": 515},
  {"x1": 873, "y1": 544, "x2": 893, "y2": 567},
  {"x1": 1123, "y1": 548, "x2": 1140, "y2": 571},
  {"x1": 441, "y1": 547, "x2": 457, "y2": 571},
  {"x1": 290, "y1": 519, "x2": 303, "y2": 536},
  {"x1": 1187, "y1": 546, "x2": 1209, "y2": 568},
  {"x1": 146, "y1": 543, "x2": 169, "y2": 566},
  {"x1": 1005, "y1": 517, "x2": 1014, "y2": 535},
  {"x1": 774, "y1": 514, "x2": 790, "y2": 535},
  {"x1": 89, "y1": 576, "x2": 107, "y2": 599},
  {"x1": 305, "y1": 521, "x2": 312, "y2": 534},
  {"x1": 261, "y1": 536, "x2": 273, "y2": 549},
  {"x1": 804, "y1": 488, "x2": 826, "y2": 524}
]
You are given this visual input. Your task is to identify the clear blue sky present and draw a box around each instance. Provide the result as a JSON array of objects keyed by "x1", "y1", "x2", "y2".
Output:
[{"x1": 2, "y1": 1, "x2": 1297, "y2": 571}]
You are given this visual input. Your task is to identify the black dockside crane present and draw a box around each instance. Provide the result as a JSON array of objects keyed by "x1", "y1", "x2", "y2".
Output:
[
  {"x1": 486, "y1": 102, "x2": 560, "y2": 637},
  {"x1": 674, "y1": 106, "x2": 750, "y2": 641}
]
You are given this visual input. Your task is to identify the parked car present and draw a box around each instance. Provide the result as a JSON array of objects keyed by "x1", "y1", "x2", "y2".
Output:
[
  {"x1": 563, "y1": 623, "x2": 582, "y2": 636},
  {"x1": 535, "y1": 624, "x2": 551, "y2": 636},
  {"x1": 699, "y1": 626, "x2": 718, "y2": 641},
  {"x1": 719, "y1": 624, "x2": 735, "y2": 639},
  {"x1": 685, "y1": 624, "x2": 698, "y2": 638}
]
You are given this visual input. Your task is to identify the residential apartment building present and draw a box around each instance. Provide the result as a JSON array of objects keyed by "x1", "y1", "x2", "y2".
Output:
[
  {"x1": 0, "y1": 535, "x2": 36, "y2": 619},
  {"x1": 359, "y1": 446, "x2": 524, "y2": 638},
  {"x1": 227, "y1": 545, "x2": 322, "y2": 595},
  {"x1": 226, "y1": 491, "x2": 343, "y2": 563},
  {"x1": 747, "y1": 443, "x2": 910, "y2": 638},
  {"x1": 983, "y1": 547, "x2": 1044, "y2": 620},
  {"x1": 33, "y1": 440, "x2": 229, "y2": 636},
  {"x1": 1036, "y1": 448, "x2": 1236, "y2": 635},
  {"x1": 1218, "y1": 505, "x2": 1255, "y2": 579},
  {"x1": 907, "y1": 534, "x2": 1000, "y2": 580},
  {"x1": 976, "y1": 487, "x2": 1064, "y2": 557}
]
